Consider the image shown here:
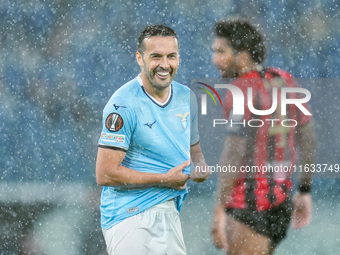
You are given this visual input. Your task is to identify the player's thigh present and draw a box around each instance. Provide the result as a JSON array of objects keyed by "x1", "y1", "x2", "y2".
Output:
[
  {"x1": 226, "y1": 216, "x2": 271, "y2": 255},
  {"x1": 163, "y1": 208, "x2": 186, "y2": 255},
  {"x1": 102, "y1": 200, "x2": 186, "y2": 255},
  {"x1": 102, "y1": 215, "x2": 151, "y2": 255}
]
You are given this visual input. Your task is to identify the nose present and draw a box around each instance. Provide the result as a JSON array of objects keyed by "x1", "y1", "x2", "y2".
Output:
[
  {"x1": 159, "y1": 57, "x2": 170, "y2": 70},
  {"x1": 212, "y1": 53, "x2": 218, "y2": 67}
]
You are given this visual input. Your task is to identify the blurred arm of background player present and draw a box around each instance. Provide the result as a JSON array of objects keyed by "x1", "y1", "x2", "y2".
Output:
[
  {"x1": 292, "y1": 123, "x2": 317, "y2": 229},
  {"x1": 190, "y1": 142, "x2": 210, "y2": 183},
  {"x1": 211, "y1": 135, "x2": 247, "y2": 252}
]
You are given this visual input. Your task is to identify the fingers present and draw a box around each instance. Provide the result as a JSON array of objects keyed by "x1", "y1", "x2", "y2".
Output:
[
  {"x1": 190, "y1": 162, "x2": 210, "y2": 183},
  {"x1": 172, "y1": 160, "x2": 191, "y2": 173},
  {"x1": 211, "y1": 229, "x2": 228, "y2": 251},
  {"x1": 177, "y1": 184, "x2": 187, "y2": 190},
  {"x1": 291, "y1": 193, "x2": 312, "y2": 229},
  {"x1": 291, "y1": 210, "x2": 299, "y2": 229},
  {"x1": 163, "y1": 160, "x2": 191, "y2": 190},
  {"x1": 211, "y1": 212, "x2": 228, "y2": 251},
  {"x1": 292, "y1": 210, "x2": 311, "y2": 229},
  {"x1": 180, "y1": 159, "x2": 191, "y2": 169},
  {"x1": 190, "y1": 170, "x2": 209, "y2": 183},
  {"x1": 291, "y1": 204, "x2": 311, "y2": 229}
]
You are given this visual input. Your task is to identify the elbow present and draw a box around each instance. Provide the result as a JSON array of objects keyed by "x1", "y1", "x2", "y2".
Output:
[
  {"x1": 96, "y1": 176, "x2": 107, "y2": 186},
  {"x1": 96, "y1": 176, "x2": 121, "y2": 187},
  {"x1": 96, "y1": 173, "x2": 107, "y2": 186},
  {"x1": 96, "y1": 171, "x2": 121, "y2": 187}
]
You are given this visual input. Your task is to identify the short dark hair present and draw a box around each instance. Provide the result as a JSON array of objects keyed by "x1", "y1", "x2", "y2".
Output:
[
  {"x1": 215, "y1": 18, "x2": 266, "y2": 64},
  {"x1": 137, "y1": 24, "x2": 178, "y2": 54}
]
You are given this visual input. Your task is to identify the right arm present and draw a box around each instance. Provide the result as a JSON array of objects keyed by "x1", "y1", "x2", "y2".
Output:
[
  {"x1": 211, "y1": 135, "x2": 247, "y2": 251},
  {"x1": 96, "y1": 147, "x2": 190, "y2": 189}
]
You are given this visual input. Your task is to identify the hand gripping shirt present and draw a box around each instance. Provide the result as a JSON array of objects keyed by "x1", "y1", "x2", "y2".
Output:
[{"x1": 98, "y1": 75, "x2": 199, "y2": 229}]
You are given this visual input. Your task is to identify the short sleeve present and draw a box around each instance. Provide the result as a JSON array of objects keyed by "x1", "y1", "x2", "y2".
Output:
[{"x1": 98, "y1": 96, "x2": 135, "y2": 151}]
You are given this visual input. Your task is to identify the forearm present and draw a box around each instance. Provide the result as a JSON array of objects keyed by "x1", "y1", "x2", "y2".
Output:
[
  {"x1": 297, "y1": 124, "x2": 317, "y2": 188},
  {"x1": 96, "y1": 147, "x2": 173, "y2": 188},
  {"x1": 215, "y1": 174, "x2": 235, "y2": 208},
  {"x1": 190, "y1": 142, "x2": 206, "y2": 166},
  {"x1": 215, "y1": 165, "x2": 239, "y2": 208},
  {"x1": 190, "y1": 142, "x2": 210, "y2": 182},
  {"x1": 215, "y1": 135, "x2": 246, "y2": 207},
  {"x1": 96, "y1": 148, "x2": 190, "y2": 189},
  {"x1": 97, "y1": 164, "x2": 165, "y2": 188}
]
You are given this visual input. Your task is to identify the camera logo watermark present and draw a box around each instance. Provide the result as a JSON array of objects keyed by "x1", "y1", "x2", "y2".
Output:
[
  {"x1": 198, "y1": 83, "x2": 311, "y2": 116},
  {"x1": 192, "y1": 79, "x2": 312, "y2": 128}
]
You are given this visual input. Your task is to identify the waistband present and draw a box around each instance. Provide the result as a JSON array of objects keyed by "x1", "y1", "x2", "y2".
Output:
[{"x1": 147, "y1": 199, "x2": 177, "y2": 212}]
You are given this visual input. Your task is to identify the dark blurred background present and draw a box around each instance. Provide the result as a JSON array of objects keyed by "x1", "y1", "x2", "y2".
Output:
[{"x1": 0, "y1": 0, "x2": 339, "y2": 254}]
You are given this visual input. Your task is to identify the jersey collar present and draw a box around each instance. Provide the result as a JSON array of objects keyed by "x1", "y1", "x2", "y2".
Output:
[{"x1": 137, "y1": 75, "x2": 173, "y2": 108}]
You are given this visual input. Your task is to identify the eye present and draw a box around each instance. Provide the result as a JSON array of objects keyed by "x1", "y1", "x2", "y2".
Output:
[
  {"x1": 150, "y1": 54, "x2": 161, "y2": 59},
  {"x1": 168, "y1": 53, "x2": 177, "y2": 59}
]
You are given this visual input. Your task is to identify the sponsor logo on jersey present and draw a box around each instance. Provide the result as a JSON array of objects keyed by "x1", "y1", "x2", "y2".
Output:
[
  {"x1": 105, "y1": 112, "x2": 124, "y2": 132},
  {"x1": 113, "y1": 104, "x2": 126, "y2": 110},
  {"x1": 100, "y1": 133, "x2": 125, "y2": 143},
  {"x1": 144, "y1": 120, "x2": 157, "y2": 129}
]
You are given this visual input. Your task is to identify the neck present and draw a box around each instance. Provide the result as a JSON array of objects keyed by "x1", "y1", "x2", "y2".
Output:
[
  {"x1": 236, "y1": 52, "x2": 260, "y2": 77},
  {"x1": 139, "y1": 75, "x2": 170, "y2": 103},
  {"x1": 238, "y1": 64, "x2": 259, "y2": 77},
  {"x1": 145, "y1": 86, "x2": 170, "y2": 103}
]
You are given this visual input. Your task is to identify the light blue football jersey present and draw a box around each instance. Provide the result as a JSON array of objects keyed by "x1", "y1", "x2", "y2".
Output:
[{"x1": 98, "y1": 75, "x2": 199, "y2": 229}]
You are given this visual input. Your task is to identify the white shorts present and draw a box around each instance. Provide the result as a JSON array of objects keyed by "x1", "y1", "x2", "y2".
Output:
[{"x1": 102, "y1": 199, "x2": 187, "y2": 255}]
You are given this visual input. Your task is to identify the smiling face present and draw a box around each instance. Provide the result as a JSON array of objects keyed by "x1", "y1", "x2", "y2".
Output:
[{"x1": 136, "y1": 36, "x2": 180, "y2": 95}]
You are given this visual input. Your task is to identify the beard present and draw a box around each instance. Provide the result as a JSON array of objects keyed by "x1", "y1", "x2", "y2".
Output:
[
  {"x1": 216, "y1": 55, "x2": 241, "y2": 79},
  {"x1": 144, "y1": 66, "x2": 175, "y2": 90},
  {"x1": 219, "y1": 68, "x2": 238, "y2": 79},
  {"x1": 219, "y1": 62, "x2": 239, "y2": 79}
]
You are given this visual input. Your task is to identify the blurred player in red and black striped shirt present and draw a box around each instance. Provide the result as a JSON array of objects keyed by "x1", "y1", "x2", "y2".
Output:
[{"x1": 211, "y1": 18, "x2": 317, "y2": 255}]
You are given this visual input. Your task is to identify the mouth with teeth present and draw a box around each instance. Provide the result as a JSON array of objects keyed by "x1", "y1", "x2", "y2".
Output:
[{"x1": 155, "y1": 69, "x2": 172, "y2": 80}]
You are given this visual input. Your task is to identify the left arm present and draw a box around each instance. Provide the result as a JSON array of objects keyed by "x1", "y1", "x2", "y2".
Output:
[
  {"x1": 190, "y1": 142, "x2": 210, "y2": 182},
  {"x1": 292, "y1": 123, "x2": 317, "y2": 229}
]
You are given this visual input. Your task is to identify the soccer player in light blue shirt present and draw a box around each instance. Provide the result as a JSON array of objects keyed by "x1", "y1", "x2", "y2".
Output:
[{"x1": 96, "y1": 24, "x2": 209, "y2": 255}]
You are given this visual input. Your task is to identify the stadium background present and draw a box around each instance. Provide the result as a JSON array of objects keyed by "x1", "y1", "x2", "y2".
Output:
[{"x1": 1, "y1": 0, "x2": 339, "y2": 254}]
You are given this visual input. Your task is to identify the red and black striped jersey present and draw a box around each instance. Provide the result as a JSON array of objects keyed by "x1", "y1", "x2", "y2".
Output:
[{"x1": 223, "y1": 67, "x2": 313, "y2": 211}]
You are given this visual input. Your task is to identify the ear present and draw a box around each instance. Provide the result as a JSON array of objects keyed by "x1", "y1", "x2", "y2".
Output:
[
  {"x1": 237, "y1": 51, "x2": 252, "y2": 65},
  {"x1": 136, "y1": 51, "x2": 143, "y2": 68}
]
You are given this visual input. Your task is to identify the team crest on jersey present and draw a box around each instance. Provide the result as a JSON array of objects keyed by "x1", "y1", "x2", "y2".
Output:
[
  {"x1": 175, "y1": 112, "x2": 189, "y2": 129},
  {"x1": 105, "y1": 113, "x2": 124, "y2": 132}
]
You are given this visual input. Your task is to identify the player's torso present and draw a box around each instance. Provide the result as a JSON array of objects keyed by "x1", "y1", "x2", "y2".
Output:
[
  {"x1": 123, "y1": 81, "x2": 191, "y2": 173},
  {"x1": 226, "y1": 69, "x2": 298, "y2": 210}
]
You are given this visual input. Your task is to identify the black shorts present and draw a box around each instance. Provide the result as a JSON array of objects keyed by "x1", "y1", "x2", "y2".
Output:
[{"x1": 226, "y1": 199, "x2": 293, "y2": 247}]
